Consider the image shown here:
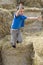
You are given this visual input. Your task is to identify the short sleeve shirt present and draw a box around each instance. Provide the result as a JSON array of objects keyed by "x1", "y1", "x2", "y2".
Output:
[{"x1": 11, "y1": 14, "x2": 27, "y2": 29}]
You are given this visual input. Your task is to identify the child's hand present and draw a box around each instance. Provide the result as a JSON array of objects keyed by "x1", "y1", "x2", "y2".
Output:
[{"x1": 38, "y1": 16, "x2": 42, "y2": 21}]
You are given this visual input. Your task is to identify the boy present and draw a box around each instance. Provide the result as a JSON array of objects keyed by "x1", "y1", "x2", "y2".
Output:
[{"x1": 11, "y1": 5, "x2": 42, "y2": 48}]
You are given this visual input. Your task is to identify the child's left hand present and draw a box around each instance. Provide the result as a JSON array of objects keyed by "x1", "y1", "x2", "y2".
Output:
[{"x1": 38, "y1": 16, "x2": 42, "y2": 21}]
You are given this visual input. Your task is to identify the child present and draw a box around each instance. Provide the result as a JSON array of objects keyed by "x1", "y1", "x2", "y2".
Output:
[{"x1": 11, "y1": 4, "x2": 42, "y2": 48}]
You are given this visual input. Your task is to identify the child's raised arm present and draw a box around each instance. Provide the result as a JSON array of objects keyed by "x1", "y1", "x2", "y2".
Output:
[{"x1": 16, "y1": 10, "x2": 20, "y2": 16}]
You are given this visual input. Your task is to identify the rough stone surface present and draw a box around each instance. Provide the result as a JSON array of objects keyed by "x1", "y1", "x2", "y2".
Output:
[
  {"x1": 0, "y1": 30, "x2": 43, "y2": 65},
  {"x1": 0, "y1": 35, "x2": 34, "y2": 65},
  {"x1": 0, "y1": 10, "x2": 12, "y2": 38},
  {"x1": 0, "y1": 50, "x2": 2, "y2": 65},
  {"x1": 0, "y1": 0, "x2": 43, "y2": 9}
]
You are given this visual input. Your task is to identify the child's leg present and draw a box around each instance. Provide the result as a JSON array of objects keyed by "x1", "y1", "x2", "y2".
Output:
[
  {"x1": 10, "y1": 29, "x2": 18, "y2": 47},
  {"x1": 17, "y1": 30, "x2": 23, "y2": 43}
]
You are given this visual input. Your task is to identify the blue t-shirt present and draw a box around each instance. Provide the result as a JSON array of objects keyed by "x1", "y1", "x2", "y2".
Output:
[
  {"x1": 21, "y1": 20, "x2": 24, "y2": 27},
  {"x1": 11, "y1": 14, "x2": 27, "y2": 29}
]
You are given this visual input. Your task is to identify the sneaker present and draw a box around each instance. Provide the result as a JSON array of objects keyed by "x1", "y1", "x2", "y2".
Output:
[
  {"x1": 17, "y1": 41, "x2": 19, "y2": 44},
  {"x1": 12, "y1": 45, "x2": 16, "y2": 48}
]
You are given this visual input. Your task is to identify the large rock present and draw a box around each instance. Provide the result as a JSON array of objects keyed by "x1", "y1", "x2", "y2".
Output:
[
  {"x1": 0, "y1": 0, "x2": 14, "y2": 4},
  {"x1": 25, "y1": 36, "x2": 43, "y2": 65},
  {"x1": 0, "y1": 10, "x2": 12, "y2": 38},
  {"x1": 33, "y1": 37, "x2": 43, "y2": 57},
  {"x1": 0, "y1": 0, "x2": 43, "y2": 9},
  {"x1": 33, "y1": 52, "x2": 43, "y2": 65},
  {"x1": 0, "y1": 35, "x2": 34, "y2": 65},
  {"x1": 0, "y1": 32, "x2": 43, "y2": 65},
  {"x1": 31, "y1": 36, "x2": 43, "y2": 65},
  {"x1": 0, "y1": 0, "x2": 16, "y2": 9},
  {"x1": 0, "y1": 48, "x2": 2, "y2": 65},
  {"x1": 16, "y1": 0, "x2": 43, "y2": 7}
]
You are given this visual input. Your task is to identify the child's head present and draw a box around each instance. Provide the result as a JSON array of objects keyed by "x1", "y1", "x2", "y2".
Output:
[
  {"x1": 17, "y1": 3, "x2": 24, "y2": 15},
  {"x1": 19, "y1": 8, "x2": 24, "y2": 15}
]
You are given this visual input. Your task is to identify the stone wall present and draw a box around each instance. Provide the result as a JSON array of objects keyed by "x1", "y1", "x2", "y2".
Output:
[
  {"x1": 0, "y1": 35, "x2": 34, "y2": 65},
  {"x1": 0, "y1": 10, "x2": 12, "y2": 38},
  {"x1": 0, "y1": 0, "x2": 43, "y2": 9},
  {"x1": 0, "y1": 35, "x2": 43, "y2": 65}
]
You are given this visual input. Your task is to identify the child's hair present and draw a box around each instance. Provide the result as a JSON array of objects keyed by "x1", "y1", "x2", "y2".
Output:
[
  {"x1": 17, "y1": 1, "x2": 24, "y2": 10},
  {"x1": 19, "y1": 1, "x2": 24, "y2": 5}
]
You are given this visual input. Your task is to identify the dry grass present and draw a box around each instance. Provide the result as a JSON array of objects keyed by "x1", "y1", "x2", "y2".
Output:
[
  {"x1": 33, "y1": 52, "x2": 43, "y2": 65},
  {"x1": 0, "y1": 30, "x2": 43, "y2": 65}
]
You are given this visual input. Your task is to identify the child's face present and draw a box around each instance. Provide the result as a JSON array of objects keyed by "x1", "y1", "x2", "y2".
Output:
[
  {"x1": 19, "y1": 3, "x2": 23, "y2": 7},
  {"x1": 19, "y1": 9, "x2": 24, "y2": 15}
]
